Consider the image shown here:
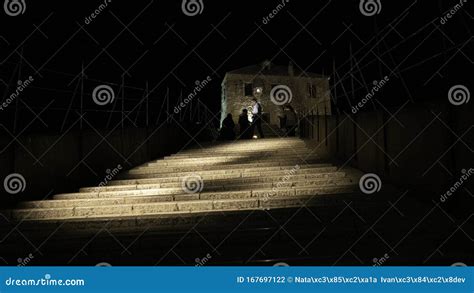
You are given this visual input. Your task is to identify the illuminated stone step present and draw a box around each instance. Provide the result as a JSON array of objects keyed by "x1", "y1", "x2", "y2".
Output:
[
  {"x1": 148, "y1": 155, "x2": 319, "y2": 166},
  {"x1": 164, "y1": 145, "x2": 311, "y2": 156},
  {"x1": 176, "y1": 142, "x2": 307, "y2": 150},
  {"x1": 9, "y1": 185, "x2": 358, "y2": 221},
  {"x1": 19, "y1": 181, "x2": 358, "y2": 209},
  {"x1": 167, "y1": 149, "x2": 312, "y2": 159},
  {"x1": 174, "y1": 142, "x2": 309, "y2": 150},
  {"x1": 20, "y1": 194, "x2": 175, "y2": 209},
  {"x1": 167, "y1": 149, "x2": 312, "y2": 158},
  {"x1": 78, "y1": 175, "x2": 354, "y2": 194},
  {"x1": 177, "y1": 138, "x2": 305, "y2": 150},
  {"x1": 129, "y1": 162, "x2": 330, "y2": 175},
  {"x1": 109, "y1": 170, "x2": 347, "y2": 187},
  {"x1": 63, "y1": 176, "x2": 353, "y2": 200},
  {"x1": 167, "y1": 147, "x2": 313, "y2": 158},
  {"x1": 143, "y1": 159, "x2": 321, "y2": 170},
  {"x1": 145, "y1": 160, "x2": 320, "y2": 169},
  {"x1": 119, "y1": 166, "x2": 339, "y2": 180},
  {"x1": 159, "y1": 155, "x2": 317, "y2": 164},
  {"x1": 4, "y1": 138, "x2": 364, "y2": 225},
  {"x1": 136, "y1": 161, "x2": 329, "y2": 173}
]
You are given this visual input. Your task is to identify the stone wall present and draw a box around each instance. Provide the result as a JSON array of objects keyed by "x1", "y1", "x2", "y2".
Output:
[
  {"x1": 0, "y1": 124, "x2": 196, "y2": 204},
  {"x1": 299, "y1": 103, "x2": 474, "y2": 210},
  {"x1": 221, "y1": 73, "x2": 331, "y2": 126}
]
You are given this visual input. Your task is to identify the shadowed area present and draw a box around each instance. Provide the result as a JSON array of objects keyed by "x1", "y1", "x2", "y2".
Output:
[{"x1": 0, "y1": 137, "x2": 471, "y2": 266}]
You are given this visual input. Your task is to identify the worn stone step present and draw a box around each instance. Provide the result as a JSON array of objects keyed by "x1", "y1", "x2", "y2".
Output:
[
  {"x1": 157, "y1": 154, "x2": 321, "y2": 166},
  {"x1": 165, "y1": 148, "x2": 312, "y2": 158},
  {"x1": 176, "y1": 139, "x2": 306, "y2": 150},
  {"x1": 8, "y1": 185, "x2": 358, "y2": 221},
  {"x1": 109, "y1": 170, "x2": 348, "y2": 187},
  {"x1": 129, "y1": 162, "x2": 330, "y2": 175},
  {"x1": 169, "y1": 144, "x2": 311, "y2": 152},
  {"x1": 136, "y1": 161, "x2": 329, "y2": 173},
  {"x1": 61, "y1": 176, "x2": 355, "y2": 200},
  {"x1": 147, "y1": 155, "x2": 319, "y2": 167},
  {"x1": 167, "y1": 147, "x2": 313, "y2": 158},
  {"x1": 19, "y1": 180, "x2": 360, "y2": 210},
  {"x1": 19, "y1": 194, "x2": 175, "y2": 209},
  {"x1": 4, "y1": 138, "x2": 365, "y2": 229},
  {"x1": 146, "y1": 160, "x2": 319, "y2": 170},
  {"x1": 1, "y1": 188, "x2": 418, "y2": 236},
  {"x1": 120, "y1": 166, "x2": 340, "y2": 180},
  {"x1": 167, "y1": 150, "x2": 313, "y2": 159},
  {"x1": 79, "y1": 175, "x2": 354, "y2": 194}
]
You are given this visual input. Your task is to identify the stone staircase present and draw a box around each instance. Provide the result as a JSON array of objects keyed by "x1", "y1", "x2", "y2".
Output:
[
  {"x1": 2, "y1": 138, "x2": 362, "y2": 225},
  {"x1": 261, "y1": 123, "x2": 286, "y2": 137},
  {"x1": 0, "y1": 137, "x2": 470, "y2": 265}
]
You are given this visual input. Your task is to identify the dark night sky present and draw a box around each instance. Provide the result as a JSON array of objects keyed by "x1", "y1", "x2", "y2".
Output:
[{"x1": 0, "y1": 0, "x2": 472, "y2": 132}]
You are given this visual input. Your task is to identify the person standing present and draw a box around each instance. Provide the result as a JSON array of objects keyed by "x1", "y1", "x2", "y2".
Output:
[
  {"x1": 283, "y1": 105, "x2": 297, "y2": 136},
  {"x1": 238, "y1": 109, "x2": 251, "y2": 139},
  {"x1": 219, "y1": 113, "x2": 235, "y2": 140},
  {"x1": 251, "y1": 98, "x2": 264, "y2": 138}
]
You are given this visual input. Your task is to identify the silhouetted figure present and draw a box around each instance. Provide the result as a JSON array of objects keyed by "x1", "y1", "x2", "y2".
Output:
[
  {"x1": 251, "y1": 98, "x2": 264, "y2": 138},
  {"x1": 277, "y1": 105, "x2": 287, "y2": 129},
  {"x1": 283, "y1": 105, "x2": 297, "y2": 136},
  {"x1": 238, "y1": 109, "x2": 252, "y2": 139},
  {"x1": 219, "y1": 113, "x2": 235, "y2": 140}
]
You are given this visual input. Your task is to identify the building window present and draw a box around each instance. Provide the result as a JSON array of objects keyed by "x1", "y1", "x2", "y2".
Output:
[
  {"x1": 244, "y1": 83, "x2": 253, "y2": 96},
  {"x1": 308, "y1": 83, "x2": 317, "y2": 98}
]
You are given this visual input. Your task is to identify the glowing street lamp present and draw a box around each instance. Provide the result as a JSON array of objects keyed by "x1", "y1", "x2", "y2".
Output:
[{"x1": 253, "y1": 87, "x2": 263, "y2": 98}]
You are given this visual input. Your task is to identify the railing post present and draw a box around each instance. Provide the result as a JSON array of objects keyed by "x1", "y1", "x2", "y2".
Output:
[
  {"x1": 80, "y1": 63, "x2": 84, "y2": 130},
  {"x1": 13, "y1": 47, "x2": 24, "y2": 134},
  {"x1": 121, "y1": 75, "x2": 125, "y2": 129},
  {"x1": 145, "y1": 81, "x2": 149, "y2": 127},
  {"x1": 324, "y1": 106, "x2": 328, "y2": 146}
]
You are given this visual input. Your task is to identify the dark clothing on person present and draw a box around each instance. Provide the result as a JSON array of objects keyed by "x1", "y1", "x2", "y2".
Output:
[
  {"x1": 284, "y1": 107, "x2": 297, "y2": 136},
  {"x1": 238, "y1": 113, "x2": 252, "y2": 139},
  {"x1": 278, "y1": 106, "x2": 286, "y2": 129},
  {"x1": 219, "y1": 114, "x2": 235, "y2": 140}
]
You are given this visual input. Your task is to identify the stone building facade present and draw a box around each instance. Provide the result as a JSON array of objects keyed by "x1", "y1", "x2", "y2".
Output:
[{"x1": 221, "y1": 60, "x2": 331, "y2": 126}]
